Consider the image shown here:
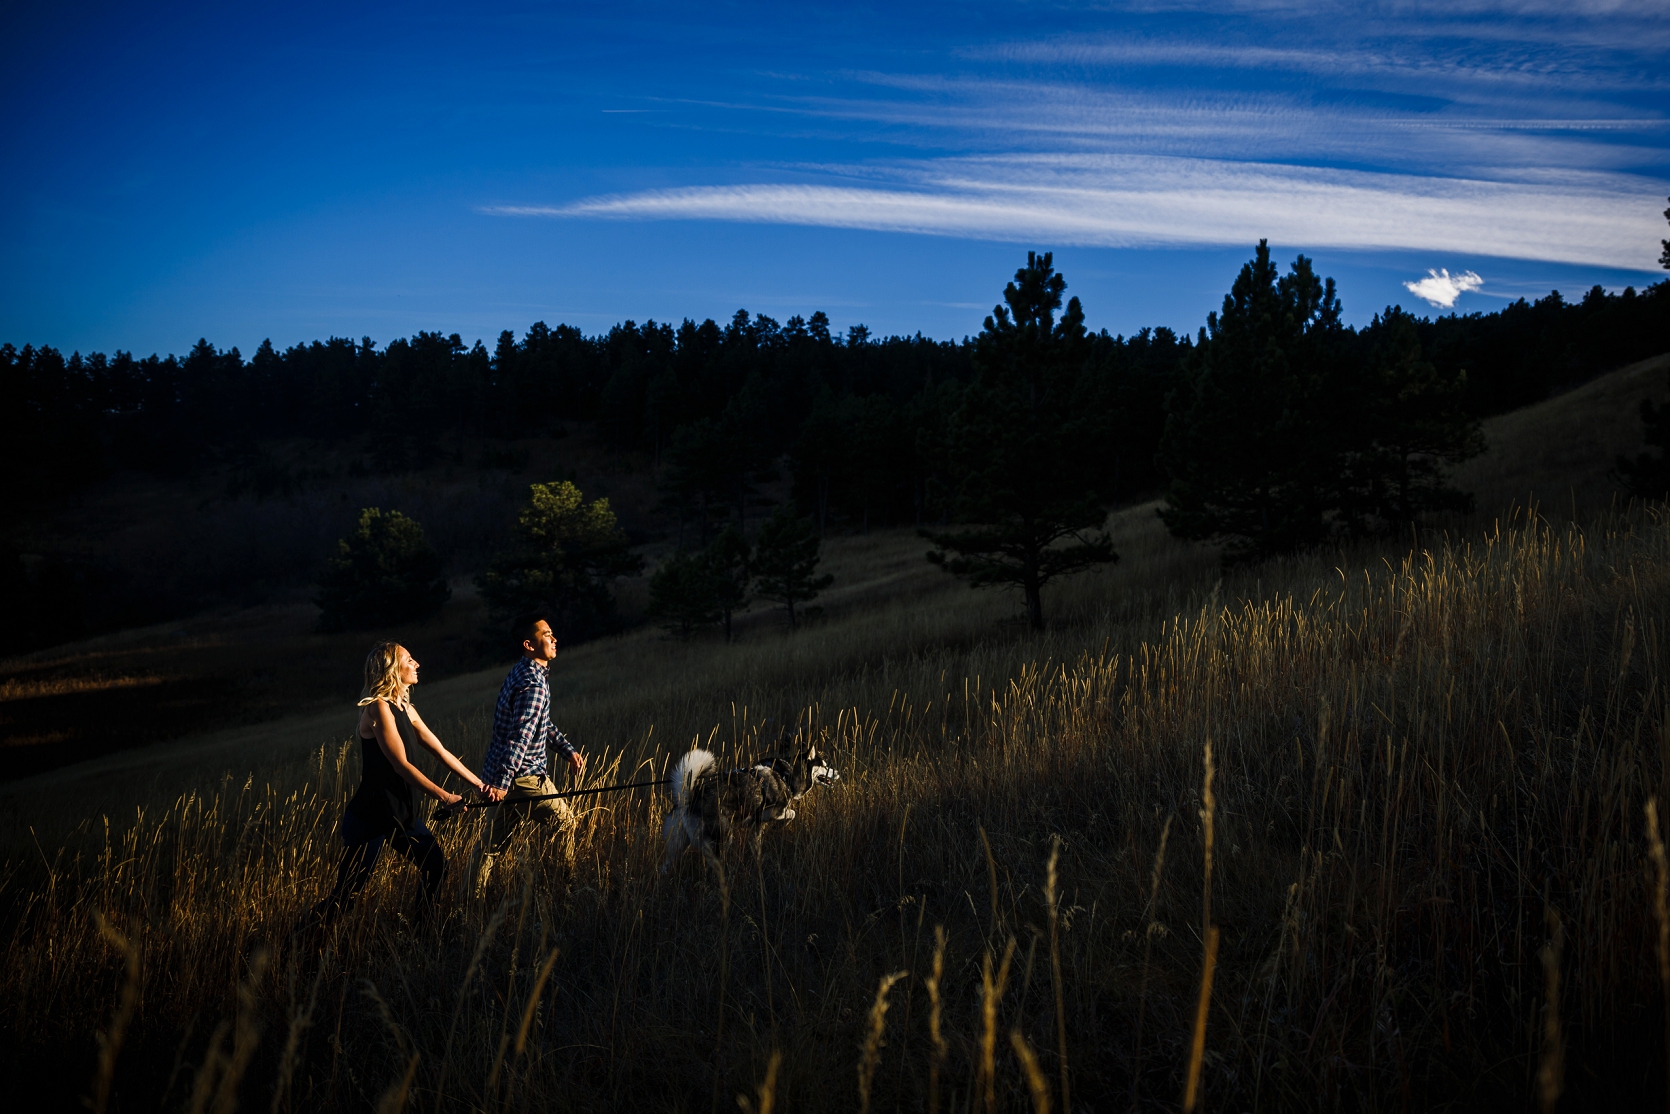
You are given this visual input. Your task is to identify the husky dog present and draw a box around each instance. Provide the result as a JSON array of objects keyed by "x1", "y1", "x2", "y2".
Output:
[{"x1": 661, "y1": 743, "x2": 841, "y2": 872}]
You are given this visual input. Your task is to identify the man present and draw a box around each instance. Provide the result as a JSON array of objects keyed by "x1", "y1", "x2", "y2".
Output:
[{"x1": 473, "y1": 612, "x2": 587, "y2": 892}]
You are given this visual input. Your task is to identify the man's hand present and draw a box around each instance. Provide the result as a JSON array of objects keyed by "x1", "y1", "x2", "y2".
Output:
[
  {"x1": 566, "y1": 750, "x2": 586, "y2": 776},
  {"x1": 483, "y1": 785, "x2": 507, "y2": 803}
]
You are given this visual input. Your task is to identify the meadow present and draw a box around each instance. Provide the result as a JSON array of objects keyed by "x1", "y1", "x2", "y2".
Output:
[{"x1": 2, "y1": 354, "x2": 1669, "y2": 1111}]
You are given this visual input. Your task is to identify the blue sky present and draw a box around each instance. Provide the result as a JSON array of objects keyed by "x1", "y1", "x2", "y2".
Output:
[{"x1": 2, "y1": 1, "x2": 1666, "y2": 356}]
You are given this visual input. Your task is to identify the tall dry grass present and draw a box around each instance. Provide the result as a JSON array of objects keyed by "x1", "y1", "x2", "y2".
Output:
[{"x1": 6, "y1": 505, "x2": 1670, "y2": 1110}]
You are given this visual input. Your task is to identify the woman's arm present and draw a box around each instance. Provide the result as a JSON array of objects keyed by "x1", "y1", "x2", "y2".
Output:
[
  {"x1": 406, "y1": 706, "x2": 487, "y2": 793},
  {"x1": 371, "y1": 702, "x2": 462, "y2": 805}
]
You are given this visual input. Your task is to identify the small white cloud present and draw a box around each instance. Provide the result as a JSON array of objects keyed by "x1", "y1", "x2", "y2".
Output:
[{"x1": 1403, "y1": 269, "x2": 1485, "y2": 308}]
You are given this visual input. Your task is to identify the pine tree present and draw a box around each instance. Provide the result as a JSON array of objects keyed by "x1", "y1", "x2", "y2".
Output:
[
  {"x1": 1661, "y1": 195, "x2": 1670, "y2": 272},
  {"x1": 315, "y1": 508, "x2": 450, "y2": 631},
  {"x1": 704, "y1": 523, "x2": 752, "y2": 641},
  {"x1": 752, "y1": 505, "x2": 832, "y2": 629},
  {"x1": 1617, "y1": 388, "x2": 1670, "y2": 499},
  {"x1": 1342, "y1": 306, "x2": 1483, "y2": 528},
  {"x1": 921, "y1": 251, "x2": 1116, "y2": 630},
  {"x1": 1159, "y1": 241, "x2": 1352, "y2": 564},
  {"x1": 1615, "y1": 198, "x2": 1670, "y2": 498},
  {"x1": 477, "y1": 481, "x2": 644, "y2": 639},
  {"x1": 645, "y1": 550, "x2": 721, "y2": 639},
  {"x1": 1161, "y1": 246, "x2": 1485, "y2": 562}
]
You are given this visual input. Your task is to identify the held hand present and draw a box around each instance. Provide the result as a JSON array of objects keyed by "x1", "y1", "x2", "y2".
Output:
[
  {"x1": 567, "y1": 750, "x2": 586, "y2": 776},
  {"x1": 484, "y1": 785, "x2": 507, "y2": 803},
  {"x1": 440, "y1": 790, "x2": 463, "y2": 808}
]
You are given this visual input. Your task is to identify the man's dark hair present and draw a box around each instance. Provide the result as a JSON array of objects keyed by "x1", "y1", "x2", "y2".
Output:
[{"x1": 510, "y1": 611, "x2": 551, "y2": 656}]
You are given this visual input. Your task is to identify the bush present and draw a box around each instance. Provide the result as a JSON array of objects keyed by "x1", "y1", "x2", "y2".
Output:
[{"x1": 314, "y1": 508, "x2": 450, "y2": 631}]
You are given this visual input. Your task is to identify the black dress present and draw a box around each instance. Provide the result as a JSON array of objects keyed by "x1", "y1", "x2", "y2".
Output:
[
  {"x1": 310, "y1": 700, "x2": 445, "y2": 924},
  {"x1": 345, "y1": 701, "x2": 420, "y2": 835}
]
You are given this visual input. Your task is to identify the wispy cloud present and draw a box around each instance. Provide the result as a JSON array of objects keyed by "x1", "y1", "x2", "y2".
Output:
[
  {"x1": 488, "y1": 155, "x2": 1665, "y2": 272},
  {"x1": 983, "y1": 35, "x2": 1669, "y2": 93},
  {"x1": 683, "y1": 70, "x2": 1667, "y2": 183},
  {"x1": 476, "y1": 1, "x2": 1669, "y2": 281},
  {"x1": 1404, "y1": 268, "x2": 1485, "y2": 306}
]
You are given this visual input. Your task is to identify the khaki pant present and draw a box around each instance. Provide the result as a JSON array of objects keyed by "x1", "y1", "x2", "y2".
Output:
[{"x1": 472, "y1": 774, "x2": 576, "y2": 893}]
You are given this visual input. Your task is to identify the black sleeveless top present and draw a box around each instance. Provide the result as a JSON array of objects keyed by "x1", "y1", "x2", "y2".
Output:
[{"x1": 346, "y1": 701, "x2": 418, "y2": 835}]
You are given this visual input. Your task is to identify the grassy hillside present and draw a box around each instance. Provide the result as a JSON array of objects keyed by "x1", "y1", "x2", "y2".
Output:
[
  {"x1": 7, "y1": 352, "x2": 1663, "y2": 792},
  {"x1": 1452, "y1": 351, "x2": 1670, "y2": 517},
  {"x1": 2, "y1": 351, "x2": 1669, "y2": 1111}
]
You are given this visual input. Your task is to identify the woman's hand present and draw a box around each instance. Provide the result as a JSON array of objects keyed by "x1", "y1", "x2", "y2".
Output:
[{"x1": 438, "y1": 789, "x2": 463, "y2": 807}]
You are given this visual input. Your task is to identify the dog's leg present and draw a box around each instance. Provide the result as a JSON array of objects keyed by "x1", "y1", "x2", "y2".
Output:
[{"x1": 661, "y1": 811, "x2": 692, "y2": 874}]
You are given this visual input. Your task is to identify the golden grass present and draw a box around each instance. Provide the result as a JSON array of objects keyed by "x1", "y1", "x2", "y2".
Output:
[
  {"x1": 0, "y1": 674, "x2": 171, "y2": 702},
  {"x1": 6, "y1": 499, "x2": 1670, "y2": 1109}
]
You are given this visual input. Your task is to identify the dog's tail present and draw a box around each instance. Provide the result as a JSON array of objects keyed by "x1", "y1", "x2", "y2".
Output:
[{"x1": 669, "y1": 748, "x2": 716, "y2": 809}]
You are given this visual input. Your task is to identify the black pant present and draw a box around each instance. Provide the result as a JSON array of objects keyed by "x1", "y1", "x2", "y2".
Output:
[{"x1": 309, "y1": 810, "x2": 445, "y2": 927}]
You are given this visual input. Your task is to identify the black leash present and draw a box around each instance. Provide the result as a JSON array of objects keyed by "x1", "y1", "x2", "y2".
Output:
[{"x1": 432, "y1": 776, "x2": 672, "y2": 823}]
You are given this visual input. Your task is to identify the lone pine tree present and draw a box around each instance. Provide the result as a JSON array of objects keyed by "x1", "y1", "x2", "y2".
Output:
[
  {"x1": 752, "y1": 504, "x2": 832, "y2": 630},
  {"x1": 922, "y1": 251, "x2": 1116, "y2": 630}
]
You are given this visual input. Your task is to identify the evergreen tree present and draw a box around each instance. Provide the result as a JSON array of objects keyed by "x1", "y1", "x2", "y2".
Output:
[
  {"x1": 791, "y1": 391, "x2": 851, "y2": 537},
  {"x1": 1616, "y1": 201, "x2": 1670, "y2": 497},
  {"x1": 644, "y1": 522, "x2": 754, "y2": 640},
  {"x1": 921, "y1": 252, "x2": 1116, "y2": 630},
  {"x1": 1162, "y1": 246, "x2": 1485, "y2": 562},
  {"x1": 1661, "y1": 195, "x2": 1670, "y2": 272},
  {"x1": 315, "y1": 508, "x2": 450, "y2": 631},
  {"x1": 477, "y1": 481, "x2": 645, "y2": 639},
  {"x1": 752, "y1": 505, "x2": 832, "y2": 629},
  {"x1": 704, "y1": 522, "x2": 752, "y2": 642},
  {"x1": 1343, "y1": 307, "x2": 1484, "y2": 528},
  {"x1": 1617, "y1": 392, "x2": 1670, "y2": 499},
  {"x1": 645, "y1": 550, "x2": 721, "y2": 639},
  {"x1": 1159, "y1": 241, "x2": 1352, "y2": 564},
  {"x1": 657, "y1": 418, "x2": 733, "y2": 547}
]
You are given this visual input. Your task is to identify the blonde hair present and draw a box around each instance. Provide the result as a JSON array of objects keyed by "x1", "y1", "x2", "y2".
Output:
[{"x1": 358, "y1": 640, "x2": 412, "y2": 709}]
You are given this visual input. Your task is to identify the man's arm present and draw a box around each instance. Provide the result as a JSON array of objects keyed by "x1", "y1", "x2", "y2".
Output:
[{"x1": 550, "y1": 726, "x2": 586, "y2": 776}]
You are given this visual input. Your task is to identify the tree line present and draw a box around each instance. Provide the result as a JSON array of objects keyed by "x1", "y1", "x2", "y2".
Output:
[
  {"x1": 3, "y1": 235, "x2": 1667, "y2": 647},
  {"x1": 5, "y1": 271, "x2": 1663, "y2": 528}
]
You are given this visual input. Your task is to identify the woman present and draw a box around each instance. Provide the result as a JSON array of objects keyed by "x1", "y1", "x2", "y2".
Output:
[{"x1": 309, "y1": 640, "x2": 488, "y2": 928}]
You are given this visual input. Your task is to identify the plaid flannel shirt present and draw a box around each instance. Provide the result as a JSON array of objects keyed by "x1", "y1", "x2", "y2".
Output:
[{"x1": 483, "y1": 657, "x2": 577, "y2": 790}]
